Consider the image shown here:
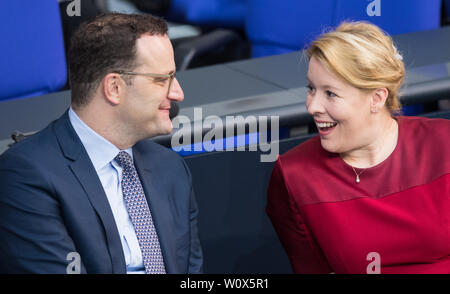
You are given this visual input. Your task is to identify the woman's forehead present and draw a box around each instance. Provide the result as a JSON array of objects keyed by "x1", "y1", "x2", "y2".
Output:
[{"x1": 308, "y1": 57, "x2": 345, "y2": 89}]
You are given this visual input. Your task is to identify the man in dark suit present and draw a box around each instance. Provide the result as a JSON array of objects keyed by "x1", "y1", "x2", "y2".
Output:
[{"x1": 0, "y1": 13, "x2": 203, "y2": 274}]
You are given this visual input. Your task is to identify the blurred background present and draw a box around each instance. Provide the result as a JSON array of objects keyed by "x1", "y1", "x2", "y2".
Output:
[
  {"x1": 1, "y1": 0, "x2": 450, "y2": 273},
  {"x1": 1, "y1": 0, "x2": 449, "y2": 103}
]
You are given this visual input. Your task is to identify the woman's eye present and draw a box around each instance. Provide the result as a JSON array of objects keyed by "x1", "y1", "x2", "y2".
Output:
[
  {"x1": 306, "y1": 85, "x2": 315, "y2": 92},
  {"x1": 326, "y1": 90, "x2": 337, "y2": 98}
]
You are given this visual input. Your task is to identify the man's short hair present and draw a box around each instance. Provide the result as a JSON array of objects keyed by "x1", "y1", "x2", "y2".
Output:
[{"x1": 68, "y1": 13, "x2": 168, "y2": 108}]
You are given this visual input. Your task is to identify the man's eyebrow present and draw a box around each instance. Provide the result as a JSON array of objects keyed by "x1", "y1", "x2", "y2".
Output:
[{"x1": 153, "y1": 70, "x2": 174, "y2": 78}]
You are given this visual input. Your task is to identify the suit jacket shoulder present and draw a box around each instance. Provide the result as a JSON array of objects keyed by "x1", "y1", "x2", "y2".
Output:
[{"x1": 0, "y1": 112, "x2": 203, "y2": 273}]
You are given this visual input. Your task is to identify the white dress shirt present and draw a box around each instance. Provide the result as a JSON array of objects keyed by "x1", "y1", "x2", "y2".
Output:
[{"x1": 69, "y1": 107, "x2": 145, "y2": 274}]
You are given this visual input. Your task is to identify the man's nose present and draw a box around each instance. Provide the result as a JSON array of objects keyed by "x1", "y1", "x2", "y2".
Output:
[{"x1": 168, "y1": 78, "x2": 184, "y2": 102}]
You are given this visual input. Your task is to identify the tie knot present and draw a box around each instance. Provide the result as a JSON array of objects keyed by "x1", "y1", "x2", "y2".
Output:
[{"x1": 114, "y1": 151, "x2": 133, "y2": 169}]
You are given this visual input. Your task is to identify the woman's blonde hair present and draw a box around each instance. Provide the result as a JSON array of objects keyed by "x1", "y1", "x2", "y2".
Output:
[{"x1": 307, "y1": 21, "x2": 405, "y2": 115}]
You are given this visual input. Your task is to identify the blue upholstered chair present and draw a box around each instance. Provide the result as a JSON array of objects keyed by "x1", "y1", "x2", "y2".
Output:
[
  {"x1": 0, "y1": 0, "x2": 67, "y2": 102},
  {"x1": 167, "y1": 0, "x2": 247, "y2": 28},
  {"x1": 246, "y1": 0, "x2": 442, "y2": 115},
  {"x1": 246, "y1": 0, "x2": 442, "y2": 58}
]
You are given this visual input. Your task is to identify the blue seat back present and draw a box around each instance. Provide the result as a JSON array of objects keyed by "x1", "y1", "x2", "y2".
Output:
[
  {"x1": 247, "y1": 0, "x2": 442, "y2": 58},
  {"x1": 246, "y1": 1, "x2": 335, "y2": 57},
  {"x1": 167, "y1": 0, "x2": 247, "y2": 28},
  {"x1": 0, "y1": 0, "x2": 67, "y2": 102},
  {"x1": 335, "y1": 0, "x2": 441, "y2": 35}
]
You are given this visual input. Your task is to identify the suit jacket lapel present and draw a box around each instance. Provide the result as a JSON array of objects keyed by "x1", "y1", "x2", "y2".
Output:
[
  {"x1": 53, "y1": 111, "x2": 126, "y2": 273},
  {"x1": 133, "y1": 146, "x2": 177, "y2": 273}
]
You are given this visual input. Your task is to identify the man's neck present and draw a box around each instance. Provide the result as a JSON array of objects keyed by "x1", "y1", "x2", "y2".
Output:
[{"x1": 72, "y1": 105, "x2": 136, "y2": 150}]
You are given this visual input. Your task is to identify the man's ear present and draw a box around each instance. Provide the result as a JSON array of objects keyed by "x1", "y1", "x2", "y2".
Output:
[
  {"x1": 370, "y1": 88, "x2": 389, "y2": 113},
  {"x1": 103, "y1": 73, "x2": 124, "y2": 105}
]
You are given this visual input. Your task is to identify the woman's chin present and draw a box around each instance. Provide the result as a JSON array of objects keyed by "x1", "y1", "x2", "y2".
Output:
[{"x1": 319, "y1": 139, "x2": 340, "y2": 154}]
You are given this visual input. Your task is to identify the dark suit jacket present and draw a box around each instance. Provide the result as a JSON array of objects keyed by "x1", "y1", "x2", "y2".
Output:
[{"x1": 0, "y1": 111, "x2": 203, "y2": 273}]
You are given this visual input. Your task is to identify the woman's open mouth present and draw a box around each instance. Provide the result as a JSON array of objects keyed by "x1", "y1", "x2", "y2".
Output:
[{"x1": 316, "y1": 121, "x2": 338, "y2": 136}]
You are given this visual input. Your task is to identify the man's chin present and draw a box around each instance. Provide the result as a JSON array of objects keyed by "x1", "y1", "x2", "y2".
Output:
[
  {"x1": 162, "y1": 124, "x2": 173, "y2": 135},
  {"x1": 140, "y1": 121, "x2": 173, "y2": 141},
  {"x1": 163, "y1": 119, "x2": 173, "y2": 133},
  {"x1": 155, "y1": 121, "x2": 173, "y2": 137}
]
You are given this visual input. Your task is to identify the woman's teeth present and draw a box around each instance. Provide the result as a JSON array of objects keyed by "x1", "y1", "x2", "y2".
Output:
[{"x1": 317, "y1": 122, "x2": 337, "y2": 128}]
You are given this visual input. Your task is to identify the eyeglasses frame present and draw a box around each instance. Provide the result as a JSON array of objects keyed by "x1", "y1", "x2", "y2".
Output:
[{"x1": 114, "y1": 70, "x2": 176, "y2": 93}]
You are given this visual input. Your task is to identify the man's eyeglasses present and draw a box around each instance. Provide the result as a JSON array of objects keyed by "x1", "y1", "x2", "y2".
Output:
[{"x1": 114, "y1": 70, "x2": 176, "y2": 92}]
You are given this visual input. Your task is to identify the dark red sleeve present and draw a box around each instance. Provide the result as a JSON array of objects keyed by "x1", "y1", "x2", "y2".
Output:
[{"x1": 266, "y1": 158, "x2": 332, "y2": 274}]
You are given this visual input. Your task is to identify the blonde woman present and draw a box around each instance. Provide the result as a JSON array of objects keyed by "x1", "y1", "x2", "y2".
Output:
[{"x1": 266, "y1": 21, "x2": 450, "y2": 274}]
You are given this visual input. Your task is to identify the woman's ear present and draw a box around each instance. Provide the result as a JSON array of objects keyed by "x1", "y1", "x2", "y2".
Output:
[{"x1": 370, "y1": 88, "x2": 389, "y2": 113}]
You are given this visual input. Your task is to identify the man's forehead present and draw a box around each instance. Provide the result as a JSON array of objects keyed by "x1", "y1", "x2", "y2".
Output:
[
  {"x1": 136, "y1": 34, "x2": 171, "y2": 56},
  {"x1": 135, "y1": 34, "x2": 174, "y2": 72},
  {"x1": 137, "y1": 33, "x2": 168, "y2": 44}
]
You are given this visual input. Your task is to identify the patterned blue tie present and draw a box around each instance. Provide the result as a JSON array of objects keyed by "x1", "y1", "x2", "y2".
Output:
[{"x1": 114, "y1": 151, "x2": 166, "y2": 274}]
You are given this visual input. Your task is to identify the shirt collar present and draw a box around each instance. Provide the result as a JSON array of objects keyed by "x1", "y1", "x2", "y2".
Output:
[{"x1": 68, "y1": 107, "x2": 132, "y2": 171}]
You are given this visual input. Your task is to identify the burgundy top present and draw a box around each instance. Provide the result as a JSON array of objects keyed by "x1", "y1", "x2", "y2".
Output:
[{"x1": 267, "y1": 116, "x2": 450, "y2": 273}]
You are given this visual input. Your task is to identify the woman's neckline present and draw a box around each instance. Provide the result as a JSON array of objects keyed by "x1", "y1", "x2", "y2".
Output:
[{"x1": 337, "y1": 116, "x2": 401, "y2": 172}]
